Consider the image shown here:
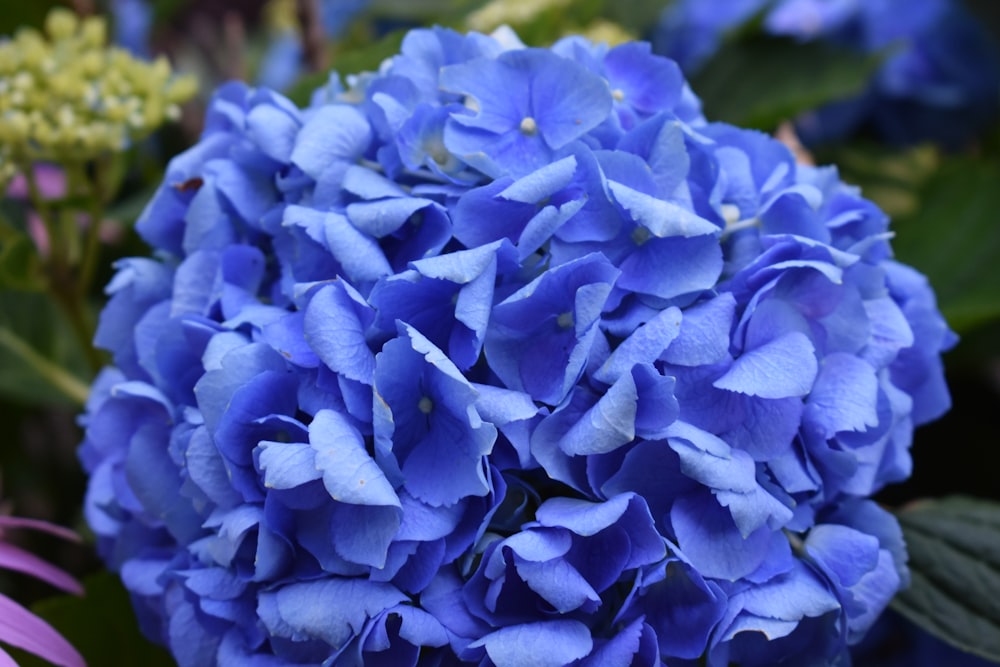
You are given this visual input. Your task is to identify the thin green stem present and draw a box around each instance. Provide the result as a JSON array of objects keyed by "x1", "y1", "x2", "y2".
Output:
[
  {"x1": 52, "y1": 285, "x2": 103, "y2": 374},
  {"x1": 77, "y1": 159, "x2": 108, "y2": 298},
  {"x1": 0, "y1": 327, "x2": 90, "y2": 406}
]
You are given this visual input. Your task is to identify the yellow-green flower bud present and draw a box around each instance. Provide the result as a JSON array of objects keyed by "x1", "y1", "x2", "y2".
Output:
[
  {"x1": 44, "y1": 8, "x2": 78, "y2": 42},
  {"x1": 0, "y1": 7, "x2": 198, "y2": 176}
]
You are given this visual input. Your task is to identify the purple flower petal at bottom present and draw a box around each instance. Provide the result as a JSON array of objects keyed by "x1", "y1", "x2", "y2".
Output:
[{"x1": 0, "y1": 593, "x2": 85, "y2": 667}]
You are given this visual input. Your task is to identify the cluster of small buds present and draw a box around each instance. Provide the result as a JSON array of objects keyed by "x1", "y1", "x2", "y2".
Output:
[
  {"x1": 0, "y1": 8, "x2": 196, "y2": 182},
  {"x1": 466, "y1": 0, "x2": 573, "y2": 33}
]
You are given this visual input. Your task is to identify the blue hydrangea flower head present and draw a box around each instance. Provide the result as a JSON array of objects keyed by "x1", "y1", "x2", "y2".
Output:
[
  {"x1": 80, "y1": 24, "x2": 954, "y2": 666},
  {"x1": 654, "y1": 0, "x2": 1000, "y2": 147}
]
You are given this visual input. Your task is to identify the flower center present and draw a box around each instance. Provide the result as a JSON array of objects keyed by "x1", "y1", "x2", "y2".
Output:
[
  {"x1": 557, "y1": 311, "x2": 574, "y2": 329},
  {"x1": 519, "y1": 116, "x2": 538, "y2": 136},
  {"x1": 631, "y1": 226, "x2": 651, "y2": 246},
  {"x1": 418, "y1": 396, "x2": 434, "y2": 414},
  {"x1": 721, "y1": 203, "x2": 741, "y2": 226},
  {"x1": 612, "y1": 88, "x2": 625, "y2": 102}
]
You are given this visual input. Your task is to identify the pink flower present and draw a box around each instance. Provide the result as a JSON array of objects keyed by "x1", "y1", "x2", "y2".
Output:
[{"x1": 0, "y1": 515, "x2": 85, "y2": 667}]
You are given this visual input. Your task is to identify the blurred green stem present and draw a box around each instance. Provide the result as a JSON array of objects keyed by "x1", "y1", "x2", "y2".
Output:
[
  {"x1": 0, "y1": 327, "x2": 90, "y2": 406},
  {"x1": 76, "y1": 158, "x2": 108, "y2": 300},
  {"x1": 24, "y1": 159, "x2": 107, "y2": 376}
]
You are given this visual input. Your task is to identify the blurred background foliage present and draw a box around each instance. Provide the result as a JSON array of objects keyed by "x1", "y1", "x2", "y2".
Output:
[{"x1": 1, "y1": 0, "x2": 999, "y2": 664}]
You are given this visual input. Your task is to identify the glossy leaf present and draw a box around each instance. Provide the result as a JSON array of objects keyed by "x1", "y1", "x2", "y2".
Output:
[
  {"x1": 890, "y1": 157, "x2": 1000, "y2": 332},
  {"x1": 0, "y1": 291, "x2": 91, "y2": 406},
  {"x1": 892, "y1": 496, "x2": 1000, "y2": 662}
]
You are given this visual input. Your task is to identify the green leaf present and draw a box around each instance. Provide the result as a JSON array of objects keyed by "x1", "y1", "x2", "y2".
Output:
[
  {"x1": 7, "y1": 571, "x2": 174, "y2": 667},
  {"x1": 892, "y1": 496, "x2": 1000, "y2": 663},
  {"x1": 0, "y1": 290, "x2": 92, "y2": 406},
  {"x1": 0, "y1": 231, "x2": 47, "y2": 290},
  {"x1": 890, "y1": 157, "x2": 1000, "y2": 332},
  {"x1": 821, "y1": 142, "x2": 939, "y2": 219},
  {"x1": 285, "y1": 29, "x2": 408, "y2": 107},
  {"x1": 594, "y1": 0, "x2": 663, "y2": 34},
  {"x1": 690, "y1": 35, "x2": 884, "y2": 130}
]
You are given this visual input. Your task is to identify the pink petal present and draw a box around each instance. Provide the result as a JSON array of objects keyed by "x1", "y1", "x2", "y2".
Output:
[
  {"x1": 0, "y1": 593, "x2": 85, "y2": 667},
  {"x1": 0, "y1": 517, "x2": 80, "y2": 543},
  {"x1": 0, "y1": 543, "x2": 83, "y2": 595},
  {"x1": 0, "y1": 645, "x2": 19, "y2": 667}
]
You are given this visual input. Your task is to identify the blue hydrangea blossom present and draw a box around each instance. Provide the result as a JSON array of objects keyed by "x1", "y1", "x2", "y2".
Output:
[
  {"x1": 80, "y1": 26, "x2": 954, "y2": 666},
  {"x1": 654, "y1": 0, "x2": 1000, "y2": 147}
]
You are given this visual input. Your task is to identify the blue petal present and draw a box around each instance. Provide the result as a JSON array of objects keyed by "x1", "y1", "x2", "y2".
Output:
[
  {"x1": 557, "y1": 370, "x2": 637, "y2": 456},
  {"x1": 595, "y1": 306, "x2": 682, "y2": 384},
  {"x1": 609, "y1": 181, "x2": 718, "y2": 238},
  {"x1": 246, "y1": 99, "x2": 301, "y2": 163},
  {"x1": 258, "y1": 441, "x2": 321, "y2": 490},
  {"x1": 639, "y1": 557, "x2": 727, "y2": 659},
  {"x1": 713, "y1": 331, "x2": 818, "y2": 398},
  {"x1": 470, "y1": 620, "x2": 593, "y2": 667},
  {"x1": 804, "y1": 352, "x2": 879, "y2": 438},
  {"x1": 303, "y1": 281, "x2": 376, "y2": 385},
  {"x1": 670, "y1": 493, "x2": 775, "y2": 581},
  {"x1": 258, "y1": 578, "x2": 407, "y2": 648},
  {"x1": 661, "y1": 293, "x2": 736, "y2": 366},
  {"x1": 290, "y1": 105, "x2": 372, "y2": 179},
  {"x1": 373, "y1": 324, "x2": 496, "y2": 506},
  {"x1": 310, "y1": 409, "x2": 400, "y2": 508},
  {"x1": 486, "y1": 253, "x2": 619, "y2": 405}
]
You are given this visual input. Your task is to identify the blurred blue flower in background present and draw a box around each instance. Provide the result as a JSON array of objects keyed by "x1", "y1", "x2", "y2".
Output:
[
  {"x1": 79, "y1": 24, "x2": 955, "y2": 666},
  {"x1": 257, "y1": 0, "x2": 370, "y2": 92},
  {"x1": 111, "y1": 0, "x2": 154, "y2": 58},
  {"x1": 655, "y1": 0, "x2": 1000, "y2": 147}
]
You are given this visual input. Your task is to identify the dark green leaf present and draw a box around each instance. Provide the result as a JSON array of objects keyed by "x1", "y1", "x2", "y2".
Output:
[
  {"x1": 595, "y1": 0, "x2": 663, "y2": 34},
  {"x1": 0, "y1": 290, "x2": 92, "y2": 406},
  {"x1": 691, "y1": 35, "x2": 883, "y2": 130},
  {"x1": 0, "y1": 232, "x2": 47, "y2": 290},
  {"x1": 7, "y1": 571, "x2": 174, "y2": 667},
  {"x1": 892, "y1": 496, "x2": 1000, "y2": 662},
  {"x1": 890, "y1": 157, "x2": 1000, "y2": 332},
  {"x1": 0, "y1": 0, "x2": 61, "y2": 37},
  {"x1": 820, "y1": 142, "x2": 939, "y2": 219}
]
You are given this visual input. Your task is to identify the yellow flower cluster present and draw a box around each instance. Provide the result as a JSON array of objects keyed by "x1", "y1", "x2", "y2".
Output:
[
  {"x1": 465, "y1": 0, "x2": 633, "y2": 48},
  {"x1": 465, "y1": 0, "x2": 573, "y2": 34},
  {"x1": 0, "y1": 8, "x2": 197, "y2": 181}
]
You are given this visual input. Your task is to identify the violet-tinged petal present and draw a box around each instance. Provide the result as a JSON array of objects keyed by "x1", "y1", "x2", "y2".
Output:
[
  {"x1": 0, "y1": 543, "x2": 82, "y2": 595},
  {"x1": 0, "y1": 593, "x2": 85, "y2": 667}
]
